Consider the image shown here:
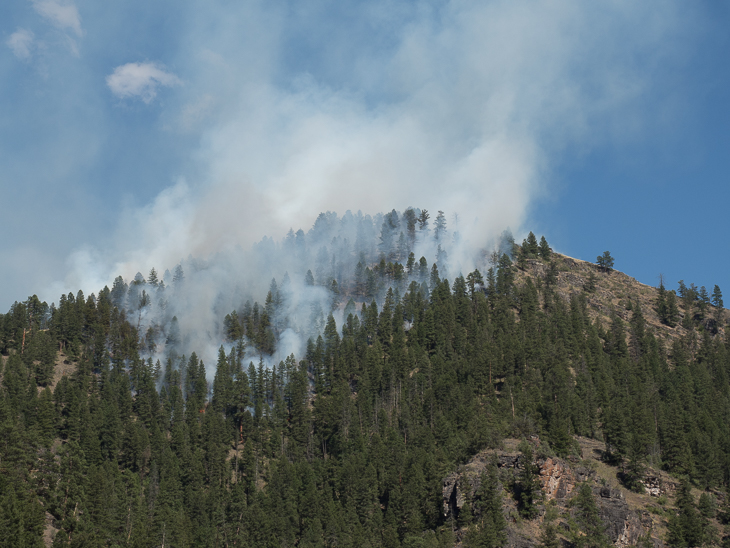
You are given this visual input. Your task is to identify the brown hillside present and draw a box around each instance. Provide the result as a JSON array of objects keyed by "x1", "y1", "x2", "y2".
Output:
[{"x1": 515, "y1": 253, "x2": 728, "y2": 353}]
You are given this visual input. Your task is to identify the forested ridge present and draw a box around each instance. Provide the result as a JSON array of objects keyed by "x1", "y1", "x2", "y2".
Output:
[{"x1": 2, "y1": 211, "x2": 730, "y2": 548}]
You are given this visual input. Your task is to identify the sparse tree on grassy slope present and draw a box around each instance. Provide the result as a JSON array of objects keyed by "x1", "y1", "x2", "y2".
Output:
[{"x1": 596, "y1": 251, "x2": 614, "y2": 272}]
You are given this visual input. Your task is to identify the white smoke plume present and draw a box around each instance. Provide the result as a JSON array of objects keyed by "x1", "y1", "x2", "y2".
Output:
[{"x1": 44, "y1": 0, "x2": 683, "y2": 374}]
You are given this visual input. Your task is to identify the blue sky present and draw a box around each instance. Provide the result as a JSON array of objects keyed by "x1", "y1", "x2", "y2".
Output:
[{"x1": 1, "y1": 0, "x2": 728, "y2": 309}]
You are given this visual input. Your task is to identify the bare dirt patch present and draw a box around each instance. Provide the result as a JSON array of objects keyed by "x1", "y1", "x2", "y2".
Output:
[
  {"x1": 49, "y1": 351, "x2": 76, "y2": 391},
  {"x1": 43, "y1": 511, "x2": 59, "y2": 547}
]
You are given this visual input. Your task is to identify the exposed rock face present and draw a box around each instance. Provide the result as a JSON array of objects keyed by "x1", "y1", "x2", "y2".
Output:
[
  {"x1": 442, "y1": 471, "x2": 463, "y2": 518},
  {"x1": 538, "y1": 457, "x2": 595, "y2": 501},
  {"x1": 442, "y1": 448, "x2": 662, "y2": 548},
  {"x1": 537, "y1": 460, "x2": 651, "y2": 547},
  {"x1": 640, "y1": 474, "x2": 663, "y2": 497},
  {"x1": 594, "y1": 487, "x2": 645, "y2": 548},
  {"x1": 442, "y1": 451, "x2": 522, "y2": 519}
]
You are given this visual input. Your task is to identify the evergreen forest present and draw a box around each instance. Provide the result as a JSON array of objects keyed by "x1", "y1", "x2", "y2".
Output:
[{"x1": 1, "y1": 209, "x2": 730, "y2": 548}]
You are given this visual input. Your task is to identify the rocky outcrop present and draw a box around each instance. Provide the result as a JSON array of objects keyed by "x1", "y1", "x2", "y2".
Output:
[
  {"x1": 442, "y1": 447, "x2": 662, "y2": 548},
  {"x1": 536, "y1": 459, "x2": 652, "y2": 547},
  {"x1": 594, "y1": 486, "x2": 646, "y2": 548},
  {"x1": 538, "y1": 457, "x2": 595, "y2": 501},
  {"x1": 640, "y1": 474, "x2": 662, "y2": 497},
  {"x1": 442, "y1": 451, "x2": 520, "y2": 519}
]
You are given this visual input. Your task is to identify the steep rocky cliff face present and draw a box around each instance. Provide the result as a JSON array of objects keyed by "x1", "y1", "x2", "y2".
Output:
[{"x1": 442, "y1": 439, "x2": 664, "y2": 548}]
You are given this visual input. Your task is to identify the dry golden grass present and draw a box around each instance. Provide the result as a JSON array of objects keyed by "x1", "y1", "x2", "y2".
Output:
[{"x1": 514, "y1": 253, "x2": 729, "y2": 359}]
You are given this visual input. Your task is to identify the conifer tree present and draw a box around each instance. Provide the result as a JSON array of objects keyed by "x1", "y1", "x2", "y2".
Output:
[
  {"x1": 571, "y1": 483, "x2": 610, "y2": 548},
  {"x1": 538, "y1": 502, "x2": 560, "y2": 548},
  {"x1": 147, "y1": 267, "x2": 159, "y2": 287},
  {"x1": 698, "y1": 493, "x2": 716, "y2": 520},
  {"x1": 667, "y1": 479, "x2": 707, "y2": 548},
  {"x1": 404, "y1": 208, "x2": 418, "y2": 245},
  {"x1": 406, "y1": 252, "x2": 416, "y2": 275},
  {"x1": 524, "y1": 232, "x2": 539, "y2": 257},
  {"x1": 172, "y1": 264, "x2": 184, "y2": 288},
  {"x1": 517, "y1": 442, "x2": 542, "y2": 519},
  {"x1": 539, "y1": 236, "x2": 551, "y2": 260},
  {"x1": 712, "y1": 285, "x2": 724, "y2": 324},
  {"x1": 465, "y1": 460, "x2": 507, "y2": 548},
  {"x1": 330, "y1": 279, "x2": 340, "y2": 312},
  {"x1": 657, "y1": 278, "x2": 669, "y2": 323},
  {"x1": 417, "y1": 209, "x2": 430, "y2": 232},
  {"x1": 584, "y1": 271, "x2": 597, "y2": 293},
  {"x1": 596, "y1": 251, "x2": 614, "y2": 272},
  {"x1": 712, "y1": 285, "x2": 723, "y2": 310},
  {"x1": 666, "y1": 290, "x2": 680, "y2": 327}
]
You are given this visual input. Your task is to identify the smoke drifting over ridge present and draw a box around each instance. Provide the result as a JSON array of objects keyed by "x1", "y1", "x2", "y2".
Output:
[{"x1": 39, "y1": 1, "x2": 684, "y2": 370}]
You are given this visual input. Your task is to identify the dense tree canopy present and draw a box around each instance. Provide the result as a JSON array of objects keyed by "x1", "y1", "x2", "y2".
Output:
[{"x1": 0, "y1": 217, "x2": 729, "y2": 547}]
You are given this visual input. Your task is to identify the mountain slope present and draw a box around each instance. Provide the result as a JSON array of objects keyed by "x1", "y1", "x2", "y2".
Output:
[{"x1": 1, "y1": 228, "x2": 729, "y2": 548}]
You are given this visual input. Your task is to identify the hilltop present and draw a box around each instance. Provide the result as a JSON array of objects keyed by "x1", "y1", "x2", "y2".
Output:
[{"x1": 516, "y1": 252, "x2": 728, "y2": 349}]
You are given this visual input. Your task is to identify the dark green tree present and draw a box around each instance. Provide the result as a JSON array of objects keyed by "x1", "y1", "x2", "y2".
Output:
[
  {"x1": 418, "y1": 209, "x2": 430, "y2": 232},
  {"x1": 465, "y1": 461, "x2": 507, "y2": 548},
  {"x1": 516, "y1": 442, "x2": 542, "y2": 519},
  {"x1": 666, "y1": 290, "x2": 680, "y2": 327},
  {"x1": 523, "y1": 232, "x2": 539, "y2": 258},
  {"x1": 667, "y1": 479, "x2": 707, "y2": 548},
  {"x1": 584, "y1": 272, "x2": 597, "y2": 293},
  {"x1": 403, "y1": 208, "x2": 418, "y2": 245},
  {"x1": 712, "y1": 285, "x2": 723, "y2": 310},
  {"x1": 539, "y1": 236, "x2": 551, "y2": 260},
  {"x1": 538, "y1": 502, "x2": 560, "y2": 548},
  {"x1": 596, "y1": 251, "x2": 614, "y2": 272},
  {"x1": 571, "y1": 483, "x2": 610, "y2": 548},
  {"x1": 698, "y1": 493, "x2": 716, "y2": 520}
]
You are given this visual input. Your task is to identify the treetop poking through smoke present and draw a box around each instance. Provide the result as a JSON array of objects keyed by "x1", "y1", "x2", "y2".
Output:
[{"x1": 67, "y1": 207, "x2": 511, "y2": 374}]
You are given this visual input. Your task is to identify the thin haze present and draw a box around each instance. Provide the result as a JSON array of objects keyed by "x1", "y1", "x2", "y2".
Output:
[{"x1": 0, "y1": 0, "x2": 692, "y2": 310}]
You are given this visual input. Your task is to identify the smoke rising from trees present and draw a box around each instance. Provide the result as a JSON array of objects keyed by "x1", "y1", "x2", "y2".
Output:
[
  {"x1": 33, "y1": 1, "x2": 686, "y2": 371},
  {"x1": 74, "y1": 207, "x2": 501, "y2": 375}
]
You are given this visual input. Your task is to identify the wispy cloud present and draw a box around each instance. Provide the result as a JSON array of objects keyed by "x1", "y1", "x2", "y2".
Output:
[
  {"x1": 31, "y1": 0, "x2": 82, "y2": 37},
  {"x1": 106, "y1": 62, "x2": 182, "y2": 103},
  {"x1": 6, "y1": 28, "x2": 35, "y2": 59}
]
